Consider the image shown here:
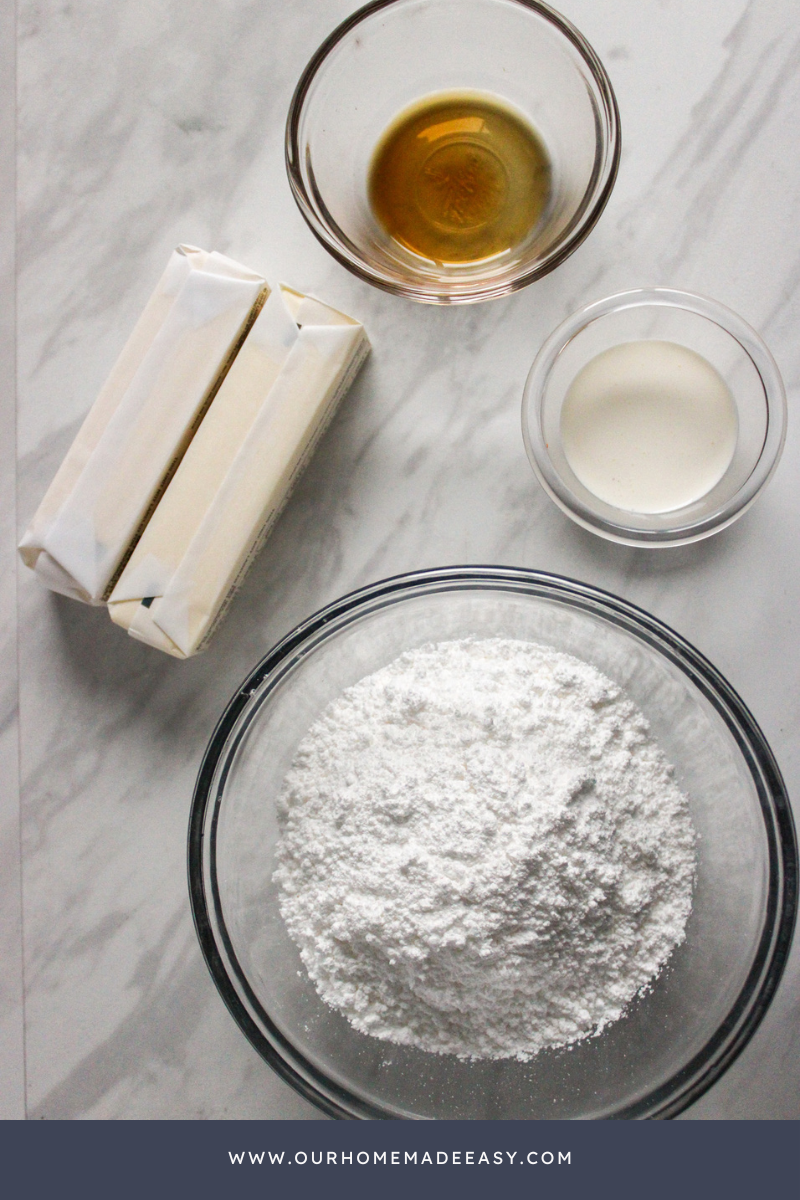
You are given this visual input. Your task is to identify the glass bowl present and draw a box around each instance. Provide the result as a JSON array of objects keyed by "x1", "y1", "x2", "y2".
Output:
[
  {"x1": 188, "y1": 568, "x2": 797, "y2": 1120},
  {"x1": 522, "y1": 289, "x2": 788, "y2": 546},
  {"x1": 285, "y1": 0, "x2": 620, "y2": 304}
]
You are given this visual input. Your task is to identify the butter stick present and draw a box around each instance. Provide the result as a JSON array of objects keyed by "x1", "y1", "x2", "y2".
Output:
[
  {"x1": 19, "y1": 246, "x2": 268, "y2": 603},
  {"x1": 108, "y1": 286, "x2": 369, "y2": 658}
]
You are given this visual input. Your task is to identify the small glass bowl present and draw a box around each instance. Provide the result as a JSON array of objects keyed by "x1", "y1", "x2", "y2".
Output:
[
  {"x1": 522, "y1": 288, "x2": 787, "y2": 546},
  {"x1": 188, "y1": 568, "x2": 797, "y2": 1120},
  {"x1": 285, "y1": 0, "x2": 620, "y2": 304}
]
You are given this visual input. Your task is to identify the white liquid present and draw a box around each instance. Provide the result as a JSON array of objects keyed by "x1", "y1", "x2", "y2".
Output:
[{"x1": 560, "y1": 341, "x2": 738, "y2": 514}]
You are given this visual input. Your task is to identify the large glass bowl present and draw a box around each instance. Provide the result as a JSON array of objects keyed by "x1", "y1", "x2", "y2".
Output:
[
  {"x1": 285, "y1": 0, "x2": 620, "y2": 303},
  {"x1": 188, "y1": 568, "x2": 797, "y2": 1119}
]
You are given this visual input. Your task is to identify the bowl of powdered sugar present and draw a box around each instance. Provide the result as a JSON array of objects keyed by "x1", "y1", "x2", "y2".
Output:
[{"x1": 189, "y1": 568, "x2": 797, "y2": 1120}]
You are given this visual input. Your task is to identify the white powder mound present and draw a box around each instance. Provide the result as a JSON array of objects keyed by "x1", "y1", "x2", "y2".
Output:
[{"x1": 274, "y1": 638, "x2": 696, "y2": 1061}]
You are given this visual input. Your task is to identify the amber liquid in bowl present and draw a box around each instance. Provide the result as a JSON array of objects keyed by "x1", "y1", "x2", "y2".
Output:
[{"x1": 369, "y1": 92, "x2": 551, "y2": 265}]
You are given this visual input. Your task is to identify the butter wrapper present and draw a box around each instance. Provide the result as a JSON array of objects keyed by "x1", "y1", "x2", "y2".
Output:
[
  {"x1": 108, "y1": 286, "x2": 369, "y2": 658},
  {"x1": 19, "y1": 246, "x2": 268, "y2": 603}
]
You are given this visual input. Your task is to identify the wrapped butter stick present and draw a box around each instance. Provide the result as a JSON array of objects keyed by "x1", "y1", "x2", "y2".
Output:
[
  {"x1": 108, "y1": 286, "x2": 369, "y2": 658},
  {"x1": 19, "y1": 245, "x2": 268, "y2": 603}
]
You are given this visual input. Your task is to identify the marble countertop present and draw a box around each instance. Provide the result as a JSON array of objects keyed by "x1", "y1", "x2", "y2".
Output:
[{"x1": 4, "y1": 0, "x2": 800, "y2": 1119}]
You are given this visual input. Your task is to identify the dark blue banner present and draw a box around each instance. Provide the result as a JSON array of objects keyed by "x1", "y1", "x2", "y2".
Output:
[{"x1": 1, "y1": 1119, "x2": 796, "y2": 1199}]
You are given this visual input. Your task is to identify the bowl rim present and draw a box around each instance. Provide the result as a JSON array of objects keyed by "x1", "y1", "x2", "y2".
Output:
[
  {"x1": 521, "y1": 287, "x2": 789, "y2": 546},
  {"x1": 188, "y1": 566, "x2": 798, "y2": 1120},
  {"x1": 284, "y1": 0, "x2": 622, "y2": 304}
]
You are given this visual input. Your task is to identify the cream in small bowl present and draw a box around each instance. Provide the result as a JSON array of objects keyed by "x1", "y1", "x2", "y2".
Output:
[{"x1": 522, "y1": 289, "x2": 787, "y2": 546}]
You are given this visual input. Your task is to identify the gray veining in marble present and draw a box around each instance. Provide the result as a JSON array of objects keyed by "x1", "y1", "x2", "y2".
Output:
[{"x1": 9, "y1": 0, "x2": 800, "y2": 1118}]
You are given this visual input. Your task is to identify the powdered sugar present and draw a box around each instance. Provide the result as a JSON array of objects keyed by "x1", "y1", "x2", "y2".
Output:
[{"x1": 275, "y1": 637, "x2": 695, "y2": 1061}]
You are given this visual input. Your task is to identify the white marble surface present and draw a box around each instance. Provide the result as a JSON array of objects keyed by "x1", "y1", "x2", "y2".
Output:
[
  {"x1": 1, "y1": 0, "x2": 24, "y2": 1124},
  {"x1": 8, "y1": 0, "x2": 800, "y2": 1118}
]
